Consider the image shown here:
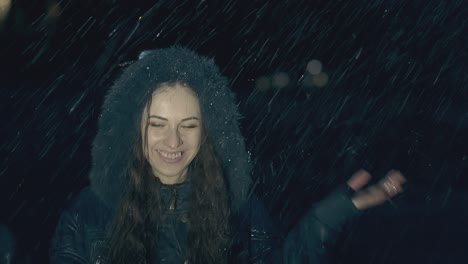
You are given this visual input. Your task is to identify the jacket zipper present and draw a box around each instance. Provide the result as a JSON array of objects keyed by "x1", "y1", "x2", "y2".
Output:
[{"x1": 168, "y1": 187, "x2": 178, "y2": 210}]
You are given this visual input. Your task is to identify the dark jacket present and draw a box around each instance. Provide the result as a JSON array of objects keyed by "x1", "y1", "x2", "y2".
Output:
[
  {"x1": 50, "y1": 47, "x2": 360, "y2": 263},
  {"x1": 0, "y1": 224, "x2": 15, "y2": 264}
]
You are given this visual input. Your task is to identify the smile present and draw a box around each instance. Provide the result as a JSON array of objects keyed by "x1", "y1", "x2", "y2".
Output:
[{"x1": 157, "y1": 150, "x2": 183, "y2": 161}]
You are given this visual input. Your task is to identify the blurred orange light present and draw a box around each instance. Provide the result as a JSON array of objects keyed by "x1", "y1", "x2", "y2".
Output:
[
  {"x1": 0, "y1": 0, "x2": 11, "y2": 23},
  {"x1": 47, "y1": 2, "x2": 61, "y2": 18},
  {"x1": 312, "y1": 72, "x2": 329, "y2": 87}
]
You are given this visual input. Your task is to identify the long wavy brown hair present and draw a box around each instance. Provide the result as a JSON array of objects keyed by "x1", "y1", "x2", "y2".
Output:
[{"x1": 107, "y1": 83, "x2": 232, "y2": 263}]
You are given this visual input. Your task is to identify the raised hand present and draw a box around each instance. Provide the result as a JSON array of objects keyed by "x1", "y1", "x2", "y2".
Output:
[{"x1": 348, "y1": 170, "x2": 406, "y2": 210}]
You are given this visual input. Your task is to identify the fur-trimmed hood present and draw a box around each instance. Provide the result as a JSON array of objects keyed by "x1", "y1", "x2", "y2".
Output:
[{"x1": 89, "y1": 47, "x2": 252, "y2": 212}]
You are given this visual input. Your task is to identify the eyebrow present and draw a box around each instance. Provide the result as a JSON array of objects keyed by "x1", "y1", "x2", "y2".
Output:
[{"x1": 149, "y1": 115, "x2": 200, "y2": 122}]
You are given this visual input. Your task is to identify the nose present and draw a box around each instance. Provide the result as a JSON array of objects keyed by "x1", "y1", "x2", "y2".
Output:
[{"x1": 164, "y1": 127, "x2": 182, "y2": 149}]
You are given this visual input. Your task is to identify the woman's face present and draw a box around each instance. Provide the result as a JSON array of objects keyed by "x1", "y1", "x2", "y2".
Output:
[{"x1": 141, "y1": 83, "x2": 202, "y2": 185}]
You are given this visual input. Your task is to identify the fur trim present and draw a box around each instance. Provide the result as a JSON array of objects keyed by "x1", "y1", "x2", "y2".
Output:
[{"x1": 89, "y1": 47, "x2": 252, "y2": 212}]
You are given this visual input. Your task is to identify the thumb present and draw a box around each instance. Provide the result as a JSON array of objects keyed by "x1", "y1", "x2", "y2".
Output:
[{"x1": 347, "y1": 169, "x2": 371, "y2": 191}]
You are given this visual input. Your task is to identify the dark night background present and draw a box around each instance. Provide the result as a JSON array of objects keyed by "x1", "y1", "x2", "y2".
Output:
[{"x1": 0, "y1": 0, "x2": 467, "y2": 263}]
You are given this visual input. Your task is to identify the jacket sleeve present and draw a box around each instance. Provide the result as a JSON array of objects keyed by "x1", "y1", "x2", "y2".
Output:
[
  {"x1": 50, "y1": 207, "x2": 88, "y2": 264},
  {"x1": 282, "y1": 184, "x2": 360, "y2": 263}
]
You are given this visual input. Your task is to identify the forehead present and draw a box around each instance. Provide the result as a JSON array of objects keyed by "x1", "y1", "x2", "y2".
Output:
[{"x1": 148, "y1": 84, "x2": 201, "y2": 117}]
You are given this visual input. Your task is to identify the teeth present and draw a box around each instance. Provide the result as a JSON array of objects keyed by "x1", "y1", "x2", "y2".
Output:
[{"x1": 158, "y1": 151, "x2": 182, "y2": 160}]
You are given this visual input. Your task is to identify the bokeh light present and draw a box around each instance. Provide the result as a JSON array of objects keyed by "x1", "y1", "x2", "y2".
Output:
[
  {"x1": 47, "y1": 1, "x2": 61, "y2": 18},
  {"x1": 306, "y1": 59, "x2": 322, "y2": 75},
  {"x1": 255, "y1": 76, "x2": 271, "y2": 92},
  {"x1": 312, "y1": 72, "x2": 329, "y2": 87},
  {"x1": 0, "y1": 0, "x2": 11, "y2": 24},
  {"x1": 271, "y1": 72, "x2": 290, "y2": 89}
]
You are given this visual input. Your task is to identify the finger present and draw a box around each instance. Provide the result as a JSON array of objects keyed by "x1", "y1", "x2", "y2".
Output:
[
  {"x1": 385, "y1": 170, "x2": 407, "y2": 185},
  {"x1": 353, "y1": 170, "x2": 406, "y2": 210},
  {"x1": 353, "y1": 183, "x2": 396, "y2": 210},
  {"x1": 347, "y1": 169, "x2": 371, "y2": 191},
  {"x1": 352, "y1": 186, "x2": 386, "y2": 210},
  {"x1": 379, "y1": 171, "x2": 406, "y2": 198}
]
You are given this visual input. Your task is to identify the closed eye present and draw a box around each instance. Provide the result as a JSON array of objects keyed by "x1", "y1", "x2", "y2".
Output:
[
  {"x1": 149, "y1": 123, "x2": 164, "y2": 127},
  {"x1": 181, "y1": 125, "x2": 198, "y2": 129}
]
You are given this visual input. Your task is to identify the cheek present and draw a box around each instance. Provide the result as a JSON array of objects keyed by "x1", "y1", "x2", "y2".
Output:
[
  {"x1": 147, "y1": 130, "x2": 163, "y2": 143},
  {"x1": 191, "y1": 131, "x2": 202, "y2": 147},
  {"x1": 144, "y1": 134, "x2": 160, "y2": 157},
  {"x1": 180, "y1": 134, "x2": 201, "y2": 152}
]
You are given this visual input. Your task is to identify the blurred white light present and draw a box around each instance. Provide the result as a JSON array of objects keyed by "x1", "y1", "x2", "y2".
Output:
[
  {"x1": 313, "y1": 72, "x2": 329, "y2": 87},
  {"x1": 271, "y1": 72, "x2": 290, "y2": 89},
  {"x1": 255, "y1": 76, "x2": 271, "y2": 92},
  {"x1": 306, "y1": 59, "x2": 322, "y2": 75},
  {"x1": 0, "y1": 0, "x2": 11, "y2": 22}
]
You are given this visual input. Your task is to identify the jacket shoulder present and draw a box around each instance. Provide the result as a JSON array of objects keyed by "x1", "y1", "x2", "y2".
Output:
[
  {"x1": 50, "y1": 187, "x2": 113, "y2": 264},
  {"x1": 65, "y1": 187, "x2": 113, "y2": 228}
]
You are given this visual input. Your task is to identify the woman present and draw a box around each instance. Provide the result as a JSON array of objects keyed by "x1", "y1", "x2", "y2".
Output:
[{"x1": 50, "y1": 47, "x2": 405, "y2": 263}]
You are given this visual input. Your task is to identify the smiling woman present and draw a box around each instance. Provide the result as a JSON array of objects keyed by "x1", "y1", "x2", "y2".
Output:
[
  {"x1": 49, "y1": 47, "x2": 405, "y2": 264},
  {"x1": 107, "y1": 79, "x2": 231, "y2": 263}
]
